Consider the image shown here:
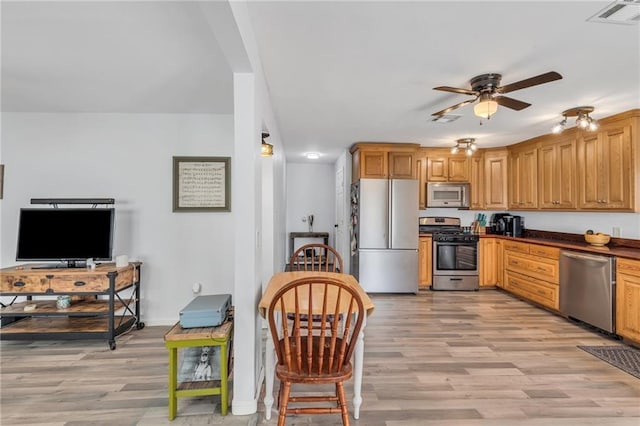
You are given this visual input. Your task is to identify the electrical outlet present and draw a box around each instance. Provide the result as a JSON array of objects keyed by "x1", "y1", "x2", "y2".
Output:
[
  {"x1": 612, "y1": 226, "x2": 621, "y2": 237},
  {"x1": 192, "y1": 282, "x2": 202, "y2": 294}
]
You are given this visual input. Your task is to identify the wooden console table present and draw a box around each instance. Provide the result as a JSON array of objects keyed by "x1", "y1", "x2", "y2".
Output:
[
  {"x1": 164, "y1": 319, "x2": 233, "y2": 420},
  {"x1": 0, "y1": 262, "x2": 143, "y2": 350},
  {"x1": 288, "y1": 232, "x2": 329, "y2": 258}
]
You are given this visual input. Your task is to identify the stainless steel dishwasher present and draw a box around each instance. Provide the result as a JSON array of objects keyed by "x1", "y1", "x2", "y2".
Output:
[{"x1": 559, "y1": 250, "x2": 616, "y2": 333}]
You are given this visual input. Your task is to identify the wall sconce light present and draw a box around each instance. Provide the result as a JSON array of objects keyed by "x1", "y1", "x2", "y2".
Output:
[
  {"x1": 473, "y1": 93, "x2": 498, "y2": 119},
  {"x1": 552, "y1": 106, "x2": 598, "y2": 134},
  {"x1": 451, "y1": 138, "x2": 478, "y2": 156},
  {"x1": 261, "y1": 132, "x2": 273, "y2": 157}
]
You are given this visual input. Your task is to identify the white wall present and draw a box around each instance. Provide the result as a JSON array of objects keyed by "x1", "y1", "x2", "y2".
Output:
[
  {"x1": 0, "y1": 112, "x2": 235, "y2": 324},
  {"x1": 419, "y1": 208, "x2": 640, "y2": 238},
  {"x1": 285, "y1": 162, "x2": 335, "y2": 259}
]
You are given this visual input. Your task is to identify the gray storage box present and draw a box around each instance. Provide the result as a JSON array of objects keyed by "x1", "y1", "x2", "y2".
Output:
[{"x1": 179, "y1": 294, "x2": 231, "y2": 328}]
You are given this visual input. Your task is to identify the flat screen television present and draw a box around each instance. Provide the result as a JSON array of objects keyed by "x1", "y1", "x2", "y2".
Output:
[{"x1": 16, "y1": 208, "x2": 115, "y2": 268}]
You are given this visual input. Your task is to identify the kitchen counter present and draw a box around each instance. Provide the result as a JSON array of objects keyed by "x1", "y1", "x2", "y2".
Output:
[
  {"x1": 480, "y1": 234, "x2": 640, "y2": 261},
  {"x1": 419, "y1": 232, "x2": 640, "y2": 260}
]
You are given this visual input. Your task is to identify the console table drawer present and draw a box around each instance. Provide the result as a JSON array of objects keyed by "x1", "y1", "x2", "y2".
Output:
[
  {"x1": 0, "y1": 275, "x2": 49, "y2": 293},
  {"x1": 0, "y1": 264, "x2": 136, "y2": 294}
]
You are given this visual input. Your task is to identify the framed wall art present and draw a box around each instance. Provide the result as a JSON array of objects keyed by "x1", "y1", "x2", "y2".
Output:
[{"x1": 173, "y1": 156, "x2": 231, "y2": 212}]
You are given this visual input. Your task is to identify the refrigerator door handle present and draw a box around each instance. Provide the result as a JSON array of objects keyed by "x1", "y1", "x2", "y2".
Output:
[{"x1": 388, "y1": 183, "x2": 393, "y2": 247}]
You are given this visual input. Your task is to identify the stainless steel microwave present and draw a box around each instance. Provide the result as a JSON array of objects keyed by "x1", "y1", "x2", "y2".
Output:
[{"x1": 426, "y1": 182, "x2": 470, "y2": 208}]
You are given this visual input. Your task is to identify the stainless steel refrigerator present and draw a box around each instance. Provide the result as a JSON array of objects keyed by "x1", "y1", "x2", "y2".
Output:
[{"x1": 350, "y1": 179, "x2": 418, "y2": 293}]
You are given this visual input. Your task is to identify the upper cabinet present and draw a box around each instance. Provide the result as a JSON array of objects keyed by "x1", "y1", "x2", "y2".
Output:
[
  {"x1": 538, "y1": 132, "x2": 577, "y2": 209},
  {"x1": 469, "y1": 153, "x2": 484, "y2": 210},
  {"x1": 426, "y1": 155, "x2": 470, "y2": 182},
  {"x1": 469, "y1": 149, "x2": 508, "y2": 210},
  {"x1": 483, "y1": 149, "x2": 509, "y2": 210},
  {"x1": 352, "y1": 109, "x2": 639, "y2": 212},
  {"x1": 576, "y1": 117, "x2": 634, "y2": 210},
  {"x1": 351, "y1": 143, "x2": 419, "y2": 182},
  {"x1": 508, "y1": 144, "x2": 538, "y2": 210}
]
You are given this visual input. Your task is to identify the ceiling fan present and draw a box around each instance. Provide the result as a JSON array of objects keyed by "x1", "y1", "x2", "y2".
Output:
[{"x1": 432, "y1": 71, "x2": 563, "y2": 118}]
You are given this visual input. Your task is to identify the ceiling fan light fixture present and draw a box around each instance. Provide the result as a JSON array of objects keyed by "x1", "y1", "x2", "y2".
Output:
[{"x1": 473, "y1": 99, "x2": 498, "y2": 119}]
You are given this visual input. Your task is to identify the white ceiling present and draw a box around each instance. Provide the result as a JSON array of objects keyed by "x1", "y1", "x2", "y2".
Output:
[{"x1": 2, "y1": 1, "x2": 639, "y2": 163}]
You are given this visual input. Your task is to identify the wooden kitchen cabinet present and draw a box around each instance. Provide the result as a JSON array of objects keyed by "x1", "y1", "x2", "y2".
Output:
[
  {"x1": 502, "y1": 241, "x2": 560, "y2": 311},
  {"x1": 538, "y1": 133, "x2": 577, "y2": 209},
  {"x1": 417, "y1": 150, "x2": 428, "y2": 209},
  {"x1": 483, "y1": 149, "x2": 508, "y2": 210},
  {"x1": 469, "y1": 154, "x2": 484, "y2": 209},
  {"x1": 350, "y1": 143, "x2": 419, "y2": 182},
  {"x1": 426, "y1": 154, "x2": 470, "y2": 182},
  {"x1": 469, "y1": 149, "x2": 508, "y2": 210},
  {"x1": 389, "y1": 151, "x2": 416, "y2": 179},
  {"x1": 479, "y1": 238, "x2": 497, "y2": 287},
  {"x1": 508, "y1": 145, "x2": 538, "y2": 210},
  {"x1": 495, "y1": 239, "x2": 504, "y2": 288},
  {"x1": 418, "y1": 236, "x2": 432, "y2": 288},
  {"x1": 616, "y1": 258, "x2": 640, "y2": 344},
  {"x1": 576, "y1": 120, "x2": 633, "y2": 210}
]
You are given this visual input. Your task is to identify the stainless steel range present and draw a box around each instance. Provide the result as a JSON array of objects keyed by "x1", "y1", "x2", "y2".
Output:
[{"x1": 419, "y1": 217, "x2": 479, "y2": 291}]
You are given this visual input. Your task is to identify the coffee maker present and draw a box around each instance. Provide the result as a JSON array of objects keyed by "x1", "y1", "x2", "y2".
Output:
[
  {"x1": 490, "y1": 213, "x2": 511, "y2": 235},
  {"x1": 508, "y1": 215, "x2": 525, "y2": 237},
  {"x1": 489, "y1": 213, "x2": 525, "y2": 237}
]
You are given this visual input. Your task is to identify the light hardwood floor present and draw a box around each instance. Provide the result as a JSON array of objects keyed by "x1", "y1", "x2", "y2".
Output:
[{"x1": 1, "y1": 289, "x2": 639, "y2": 425}]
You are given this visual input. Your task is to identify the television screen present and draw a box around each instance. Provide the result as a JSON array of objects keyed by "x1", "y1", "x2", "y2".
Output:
[{"x1": 16, "y1": 208, "x2": 114, "y2": 265}]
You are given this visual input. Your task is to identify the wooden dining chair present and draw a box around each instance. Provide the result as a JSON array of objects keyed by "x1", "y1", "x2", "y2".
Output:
[
  {"x1": 289, "y1": 243, "x2": 343, "y2": 273},
  {"x1": 267, "y1": 276, "x2": 365, "y2": 426}
]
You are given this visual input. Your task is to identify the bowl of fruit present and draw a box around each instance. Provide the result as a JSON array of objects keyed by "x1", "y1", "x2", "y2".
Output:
[{"x1": 584, "y1": 230, "x2": 611, "y2": 246}]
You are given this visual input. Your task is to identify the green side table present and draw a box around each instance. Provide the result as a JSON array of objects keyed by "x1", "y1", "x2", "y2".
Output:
[{"x1": 164, "y1": 319, "x2": 233, "y2": 420}]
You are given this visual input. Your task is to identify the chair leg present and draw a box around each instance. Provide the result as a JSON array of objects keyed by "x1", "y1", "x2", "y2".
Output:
[
  {"x1": 336, "y1": 382, "x2": 349, "y2": 426},
  {"x1": 278, "y1": 381, "x2": 291, "y2": 426},
  {"x1": 276, "y1": 381, "x2": 282, "y2": 409}
]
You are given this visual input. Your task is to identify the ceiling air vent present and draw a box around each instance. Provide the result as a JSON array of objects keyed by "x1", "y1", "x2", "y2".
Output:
[
  {"x1": 588, "y1": 0, "x2": 640, "y2": 25},
  {"x1": 431, "y1": 115, "x2": 461, "y2": 124}
]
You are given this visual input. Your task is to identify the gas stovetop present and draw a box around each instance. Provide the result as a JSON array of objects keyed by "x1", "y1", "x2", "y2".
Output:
[
  {"x1": 419, "y1": 216, "x2": 479, "y2": 243},
  {"x1": 432, "y1": 232, "x2": 479, "y2": 243}
]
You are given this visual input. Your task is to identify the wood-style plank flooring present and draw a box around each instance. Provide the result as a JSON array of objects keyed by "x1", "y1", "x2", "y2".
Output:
[{"x1": 1, "y1": 289, "x2": 639, "y2": 425}]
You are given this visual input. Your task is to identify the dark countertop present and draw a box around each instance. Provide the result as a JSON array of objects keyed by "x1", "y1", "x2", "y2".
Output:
[{"x1": 419, "y1": 232, "x2": 640, "y2": 261}]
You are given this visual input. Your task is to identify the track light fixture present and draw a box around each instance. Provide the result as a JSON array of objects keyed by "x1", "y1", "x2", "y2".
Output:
[
  {"x1": 451, "y1": 138, "x2": 477, "y2": 156},
  {"x1": 552, "y1": 106, "x2": 598, "y2": 134},
  {"x1": 261, "y1": 132, "x2": 273, "y2": 157}
]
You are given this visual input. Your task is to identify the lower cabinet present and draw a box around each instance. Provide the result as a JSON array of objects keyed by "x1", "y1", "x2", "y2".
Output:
[
  {"x1": 504, "y1": 270, "x2": 559, "y2": 310},
  {"x1": 502, "y1": 241, "x2": 560, "y2": 311},
  {"x1": 616, "y1": 258, "x2": 640, "y2": 344},
  {"x1": 495, "y1": 239, "x2": 504, "y2": 288},
  {"x1": 418, "y1": 236, "x2": 432, "y2": 289},
  {"x1": 479, "y1": 238, "x2": 497, "y2": 287}
]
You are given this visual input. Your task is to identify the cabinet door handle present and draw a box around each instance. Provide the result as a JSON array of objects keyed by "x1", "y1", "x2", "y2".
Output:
[
  {"x1": 74, "y1": 281, "x2": 86, "y2": 287},
  {"x1": 13, "y1": 281, "x2": 25, "y2": 287}
]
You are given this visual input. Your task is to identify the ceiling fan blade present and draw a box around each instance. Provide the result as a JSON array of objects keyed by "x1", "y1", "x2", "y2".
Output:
[
  {"x1": 432, "y1": 98, "x2": 478, "y2": 116},
  {"x1": 494, "y1": 96, "x2": 531, "y2": 111},
  {"x1": 433, "y1": 86, "x2": 478, "y2": 96},
  {"x1": 498, "y1": 71, "x2": 563, "y2": 94}
]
